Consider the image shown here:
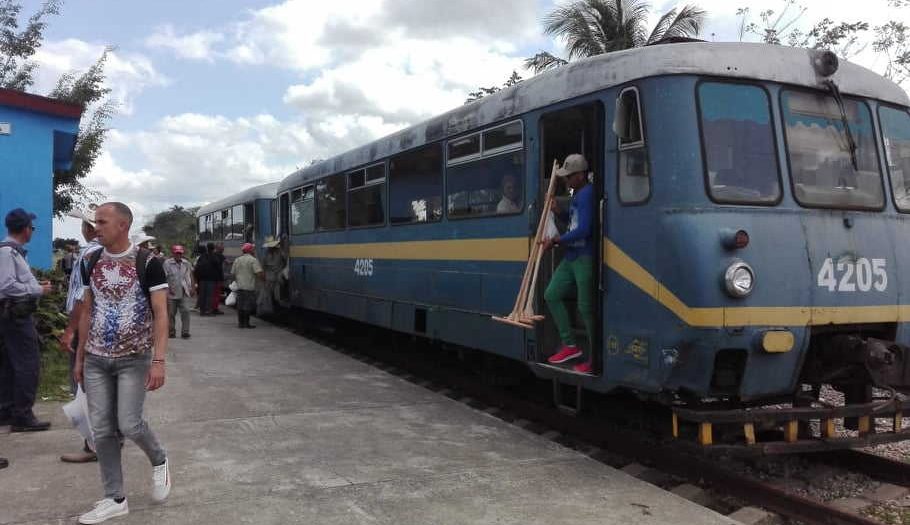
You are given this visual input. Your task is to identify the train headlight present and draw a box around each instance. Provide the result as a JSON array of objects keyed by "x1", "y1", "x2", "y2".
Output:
[{"x1": 724, "y1": 260, "x2": 754, "y2": 298}]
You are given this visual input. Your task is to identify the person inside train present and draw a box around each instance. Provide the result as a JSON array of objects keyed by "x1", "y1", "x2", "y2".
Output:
[
  {"x1": 538, "y1": 154, "x2": 596, "y2": 374},
  {"x1": 496, "y1": 174, "x2": 522, "y2": 214}
]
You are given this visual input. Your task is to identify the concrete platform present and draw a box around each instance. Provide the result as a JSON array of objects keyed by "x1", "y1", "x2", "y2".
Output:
[{"x1": 0, "y1": 313, "x2": 737, "y2": 524}]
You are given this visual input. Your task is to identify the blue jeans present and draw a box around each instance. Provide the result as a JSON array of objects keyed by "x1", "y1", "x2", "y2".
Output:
[
  {"x1": 0, "y1": 315, "x2": 39, "y2": 422},
  {"x1": 84, "y1": 353, "x2": 166, "y2": 500}
]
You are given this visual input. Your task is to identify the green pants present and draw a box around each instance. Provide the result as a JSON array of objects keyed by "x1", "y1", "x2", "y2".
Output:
[{"x1": 544, "y1": 256, "x2": 595, "y2": 348}]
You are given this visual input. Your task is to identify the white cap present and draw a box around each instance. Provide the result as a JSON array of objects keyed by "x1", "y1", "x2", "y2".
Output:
[{"x1": 556, "y1": 154, "x2": 589, "y2": 177}]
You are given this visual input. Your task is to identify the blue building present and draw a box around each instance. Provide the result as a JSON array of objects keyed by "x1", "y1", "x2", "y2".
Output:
[{"x1": 0, "y1": 88, "x2": 83, "y2": 269}]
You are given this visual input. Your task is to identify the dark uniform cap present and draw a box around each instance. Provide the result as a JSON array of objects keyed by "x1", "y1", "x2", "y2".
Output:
[{"x1": 5, "y1": 208, "x2": 36, "y2": 230}]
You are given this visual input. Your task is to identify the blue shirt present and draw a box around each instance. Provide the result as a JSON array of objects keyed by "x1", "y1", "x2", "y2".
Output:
[
  {"x1": 558, "y1": 184, "x2": 594, "y2": 261},
  {"x1": 0, "y1": 236, "x2": 43, "y2": 299}
]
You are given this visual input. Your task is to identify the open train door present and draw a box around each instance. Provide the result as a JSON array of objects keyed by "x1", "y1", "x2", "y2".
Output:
[{"x1": 535, "y1": 101, "x2": 605, "y2": 378}]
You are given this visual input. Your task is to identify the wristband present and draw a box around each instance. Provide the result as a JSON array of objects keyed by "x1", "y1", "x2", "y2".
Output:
[{"x1": 151, "y1": 359, "x2": 166, "y2": 365}]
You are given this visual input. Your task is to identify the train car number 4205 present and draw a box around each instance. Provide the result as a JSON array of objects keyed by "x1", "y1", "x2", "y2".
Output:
[
  {"x1": 354, "y1": 258, "x2": 374, "y2": 277},
  {"x1": 816, "y1": 257, "x2": 887, "y2": 292}
]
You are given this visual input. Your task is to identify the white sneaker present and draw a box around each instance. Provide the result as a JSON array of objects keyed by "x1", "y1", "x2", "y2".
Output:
[
  {"x1": 151, "y1": 458, "x2": 171, "y2": 503},
  {"x1": 78, "y1": 498, "x2": 128, "y2": 524}
]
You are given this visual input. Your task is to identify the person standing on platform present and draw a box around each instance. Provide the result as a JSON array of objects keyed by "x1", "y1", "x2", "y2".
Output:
[
  {"x1": 211, "y1": 243, "x2": 226, "y2": 315},
  {"x1": 538, "y1": 154, "x2": 597, "y2": 375},
  {"x1": 74, "y1": 202, "x2": 171, "y2": 524},
  {"x1": 230, "y1": 243, "x2": 263, "y2": 329},
  {"x1": 0, "y1": 208, "x2": 53, "y2": 433},
  {"x1": 193, "y1": 243, "x2": 217, "y2": 316},
  {"x1": 261, "y1": 236, "x2": 285, "y2": 305},
  {"x1": 163, "y1": 245, "x2": 193, "y2": 339},
  {"x1": 59, "y1": 206, "x2": 103, "y2": 463}
]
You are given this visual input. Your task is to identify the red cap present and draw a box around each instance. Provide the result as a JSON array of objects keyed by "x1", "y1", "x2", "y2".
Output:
[{"x1": 242, "y1": 243, "x2": 254, "y2": 253}]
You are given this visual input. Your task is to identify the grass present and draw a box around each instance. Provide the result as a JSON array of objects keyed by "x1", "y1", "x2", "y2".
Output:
[{"x1": 38, "y1": 345, "x2": 73, "y2": 402}]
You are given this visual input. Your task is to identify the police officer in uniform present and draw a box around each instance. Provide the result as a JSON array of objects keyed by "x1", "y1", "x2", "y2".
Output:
[{"x1": 0, "y1": 208, "x2": 52, "y2": 432}]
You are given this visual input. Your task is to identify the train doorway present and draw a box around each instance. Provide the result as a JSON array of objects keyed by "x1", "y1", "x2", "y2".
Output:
[{"x1": 535, "y1": 101, "x2": 604, "y2": 376}]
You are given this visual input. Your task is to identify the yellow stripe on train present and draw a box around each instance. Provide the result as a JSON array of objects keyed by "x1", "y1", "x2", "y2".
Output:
[{"x1": 288, "y1": 237, "x2": 910, "y2": 328}]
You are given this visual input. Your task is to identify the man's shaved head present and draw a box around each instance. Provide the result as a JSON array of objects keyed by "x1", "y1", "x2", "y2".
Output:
[{"x1": 101, "y1": 202, "x2": 133, "y2": 227}]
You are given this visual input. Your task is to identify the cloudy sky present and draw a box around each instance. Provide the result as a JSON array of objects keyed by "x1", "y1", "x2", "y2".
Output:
[{"x1": 39, "y1": 0, "x2": 905, "y2": 239}]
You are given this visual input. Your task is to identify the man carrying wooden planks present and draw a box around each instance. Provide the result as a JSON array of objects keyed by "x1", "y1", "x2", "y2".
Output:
[{"x1": 538, "y1": 154, "x2": 596, "y2": 374}]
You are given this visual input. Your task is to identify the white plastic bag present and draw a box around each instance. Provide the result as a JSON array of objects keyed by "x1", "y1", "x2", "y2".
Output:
[
  {"x1": 225, "y1": 291, "x2": 237, "y2": 306},
  {"x1": 228, "y1": 281, "x2": 239, "y2": 292},
  {"x1": 62, "y1": 385, "x2": 94, "y2": 449},
  {"x1": 543, "y1": 210, "x2": 560, "y2": 241}
]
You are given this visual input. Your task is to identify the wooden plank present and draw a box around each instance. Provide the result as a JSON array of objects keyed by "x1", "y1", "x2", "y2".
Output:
[
  {"x1": 784, "y1": 420, "x2": 799, "y2": 443},
  {"x1": 743, "y1": 423, "x2": 756, "y2": 445},
  {"x1": 671, "y1": 412, "x2": 679, "y2": 438},
  {"x1": 822, "y1": 419, "x2": 836, "y2": 439},
  {"x1": 698, "y1": 422, "x2": 712, "y2": 446},
  {"x1": 858, "y1": 416, "x2": 872, "y2": 436}
]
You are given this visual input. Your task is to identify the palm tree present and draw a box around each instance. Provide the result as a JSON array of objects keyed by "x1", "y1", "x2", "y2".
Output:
[{"x1": 526, "y1": 0, "x2": 707, "y2": 74}]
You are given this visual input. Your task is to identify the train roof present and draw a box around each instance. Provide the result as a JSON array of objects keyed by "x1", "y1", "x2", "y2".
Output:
[
  {"x1": 278, "y1": 42, "x2": 910, "y2": 192},
  {"x1": 197, "y1": 182, "x2": 278, "y2": 217}
]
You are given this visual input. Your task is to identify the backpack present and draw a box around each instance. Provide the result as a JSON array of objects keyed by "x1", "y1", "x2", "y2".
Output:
[{"x1": 82, "y1": 247, "x2": 153, "y2": 301}]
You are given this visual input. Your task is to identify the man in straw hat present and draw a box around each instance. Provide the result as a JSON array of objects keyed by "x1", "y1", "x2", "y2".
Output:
[
  {"x1": 59, "y1": 205, "x2": 104, "y2": 463},
  {"x1": 261, "y1": 235, "x2": 285, "y2": 307},
  {"x1": 538, "y1": 154, "x2": 596, "y2": 374}
]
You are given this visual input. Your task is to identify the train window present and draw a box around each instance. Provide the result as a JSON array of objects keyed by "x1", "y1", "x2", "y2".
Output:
[
  {"x1": 316, "y1": 173, "x2": 346, "y2": 230},
  {"x1": 782, "y1": 90, "x2": 883, "y2": 210},
  {"x1": 243, "y1": 203, "x2": 255, "y2": 242},
  {"x1": 698, "y1": 82, "x2": 780, "y2": 204},
  {"x1": 879, "y1": 106, "x2": 910, "y2": 212},
  {"x1": 196, "y1": 216, "x2": 205, "y2": 242},
  {"x1": 483, "y1": 121, "x2": 523, "y2": 155},
  {"x1": 389, "y1": 143, "x2": 443, "y2": 224},
  {"x1": 231, "y1": 205, "x2": 244, "y2": 240},
  {"x1": 448, "y1": 150, "x2": 523, "y2": 218},
  {"x1": 447, "y1": 134, "x2": 480, "y2": 165},
  {"x1": 348, "y1": 164, "x2": 385, "y2": 227},
  {"x1": 616, "y1": 87, "x2": 650, "y2": 203},
  {"x1": 291, "y1": 186, "x2": 314, "y2": 235},
  {"x1": 221, "y1": 209, "x2": 231, "y2": 241},
  {"x1": 279, "y1": 192, "x2": 290, "y2": 236},
  {"x1": 213, "y1": 211, "x2": 223, "y2": 242}
]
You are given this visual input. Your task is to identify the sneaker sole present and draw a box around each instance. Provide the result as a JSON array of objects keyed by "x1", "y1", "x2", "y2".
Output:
[
  {"x1": 78, "y1": 507, "x2": 128, "y2": 524},
  {"x1": 547, "y1": 351, "x2": 582, "y2": 364}
]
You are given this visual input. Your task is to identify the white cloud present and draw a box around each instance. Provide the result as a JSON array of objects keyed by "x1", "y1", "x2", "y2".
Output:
[
  {"x1": 33, "y1": 39, "x2": 169, "y2": 115},
  {"x1": 145, "y1": 24, "x2": 224, "y2": 62}
]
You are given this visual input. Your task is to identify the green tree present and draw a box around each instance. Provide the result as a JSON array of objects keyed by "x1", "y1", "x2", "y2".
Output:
[
  {"x1": 0, "y1": 0, "x2": 112, "y2": 217},
  {"x1": 525, "y1": 0, "x2": 706, "y2": 74},
  {"x1": 143, "y1": 205, "x2": 199, "y2": 253},
  {"x1": 465, "y1": 70, "x2": 523, "y2": 104},
  {"x1": 736, "y1": 1, "x2": 869, "y2": 59}
]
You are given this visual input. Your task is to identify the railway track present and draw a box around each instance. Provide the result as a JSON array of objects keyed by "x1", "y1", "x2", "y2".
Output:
[{"x1": 280, "y1": 314, "x2": 910, "y2": 525}]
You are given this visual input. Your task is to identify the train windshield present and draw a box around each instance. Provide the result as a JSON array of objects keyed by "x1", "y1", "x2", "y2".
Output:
[
  {"x1": 782, "y1": 89, "x2": 884, "y2": 209},
  {"x1": 879, "y1": 106, "x2": 910, "y2": 212}
]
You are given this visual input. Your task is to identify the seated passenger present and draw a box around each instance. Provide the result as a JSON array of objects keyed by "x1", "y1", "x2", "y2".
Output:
[
  {"x1": 539, "y1": 154, "x2": 596, "y2": 374},
  {"x1": 496, "y1": 174, "x2": 521, "y2": 214}
]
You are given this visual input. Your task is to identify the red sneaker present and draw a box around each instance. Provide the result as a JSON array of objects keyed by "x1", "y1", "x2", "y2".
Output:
[
  {"x1": 572, "y1": 361, "x2": 593, "y2": 374},
  {"x1": 548, "y1": 345, "x2": 582, "y2": 364}
]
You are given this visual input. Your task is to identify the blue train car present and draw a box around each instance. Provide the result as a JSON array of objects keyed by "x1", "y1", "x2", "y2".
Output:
[
  {"x1": 275, "y1": 42, "x2": 910, "y2": 450},
  {"x1": 196, "y1": 182, "x2": 278, "y2": 263}
]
